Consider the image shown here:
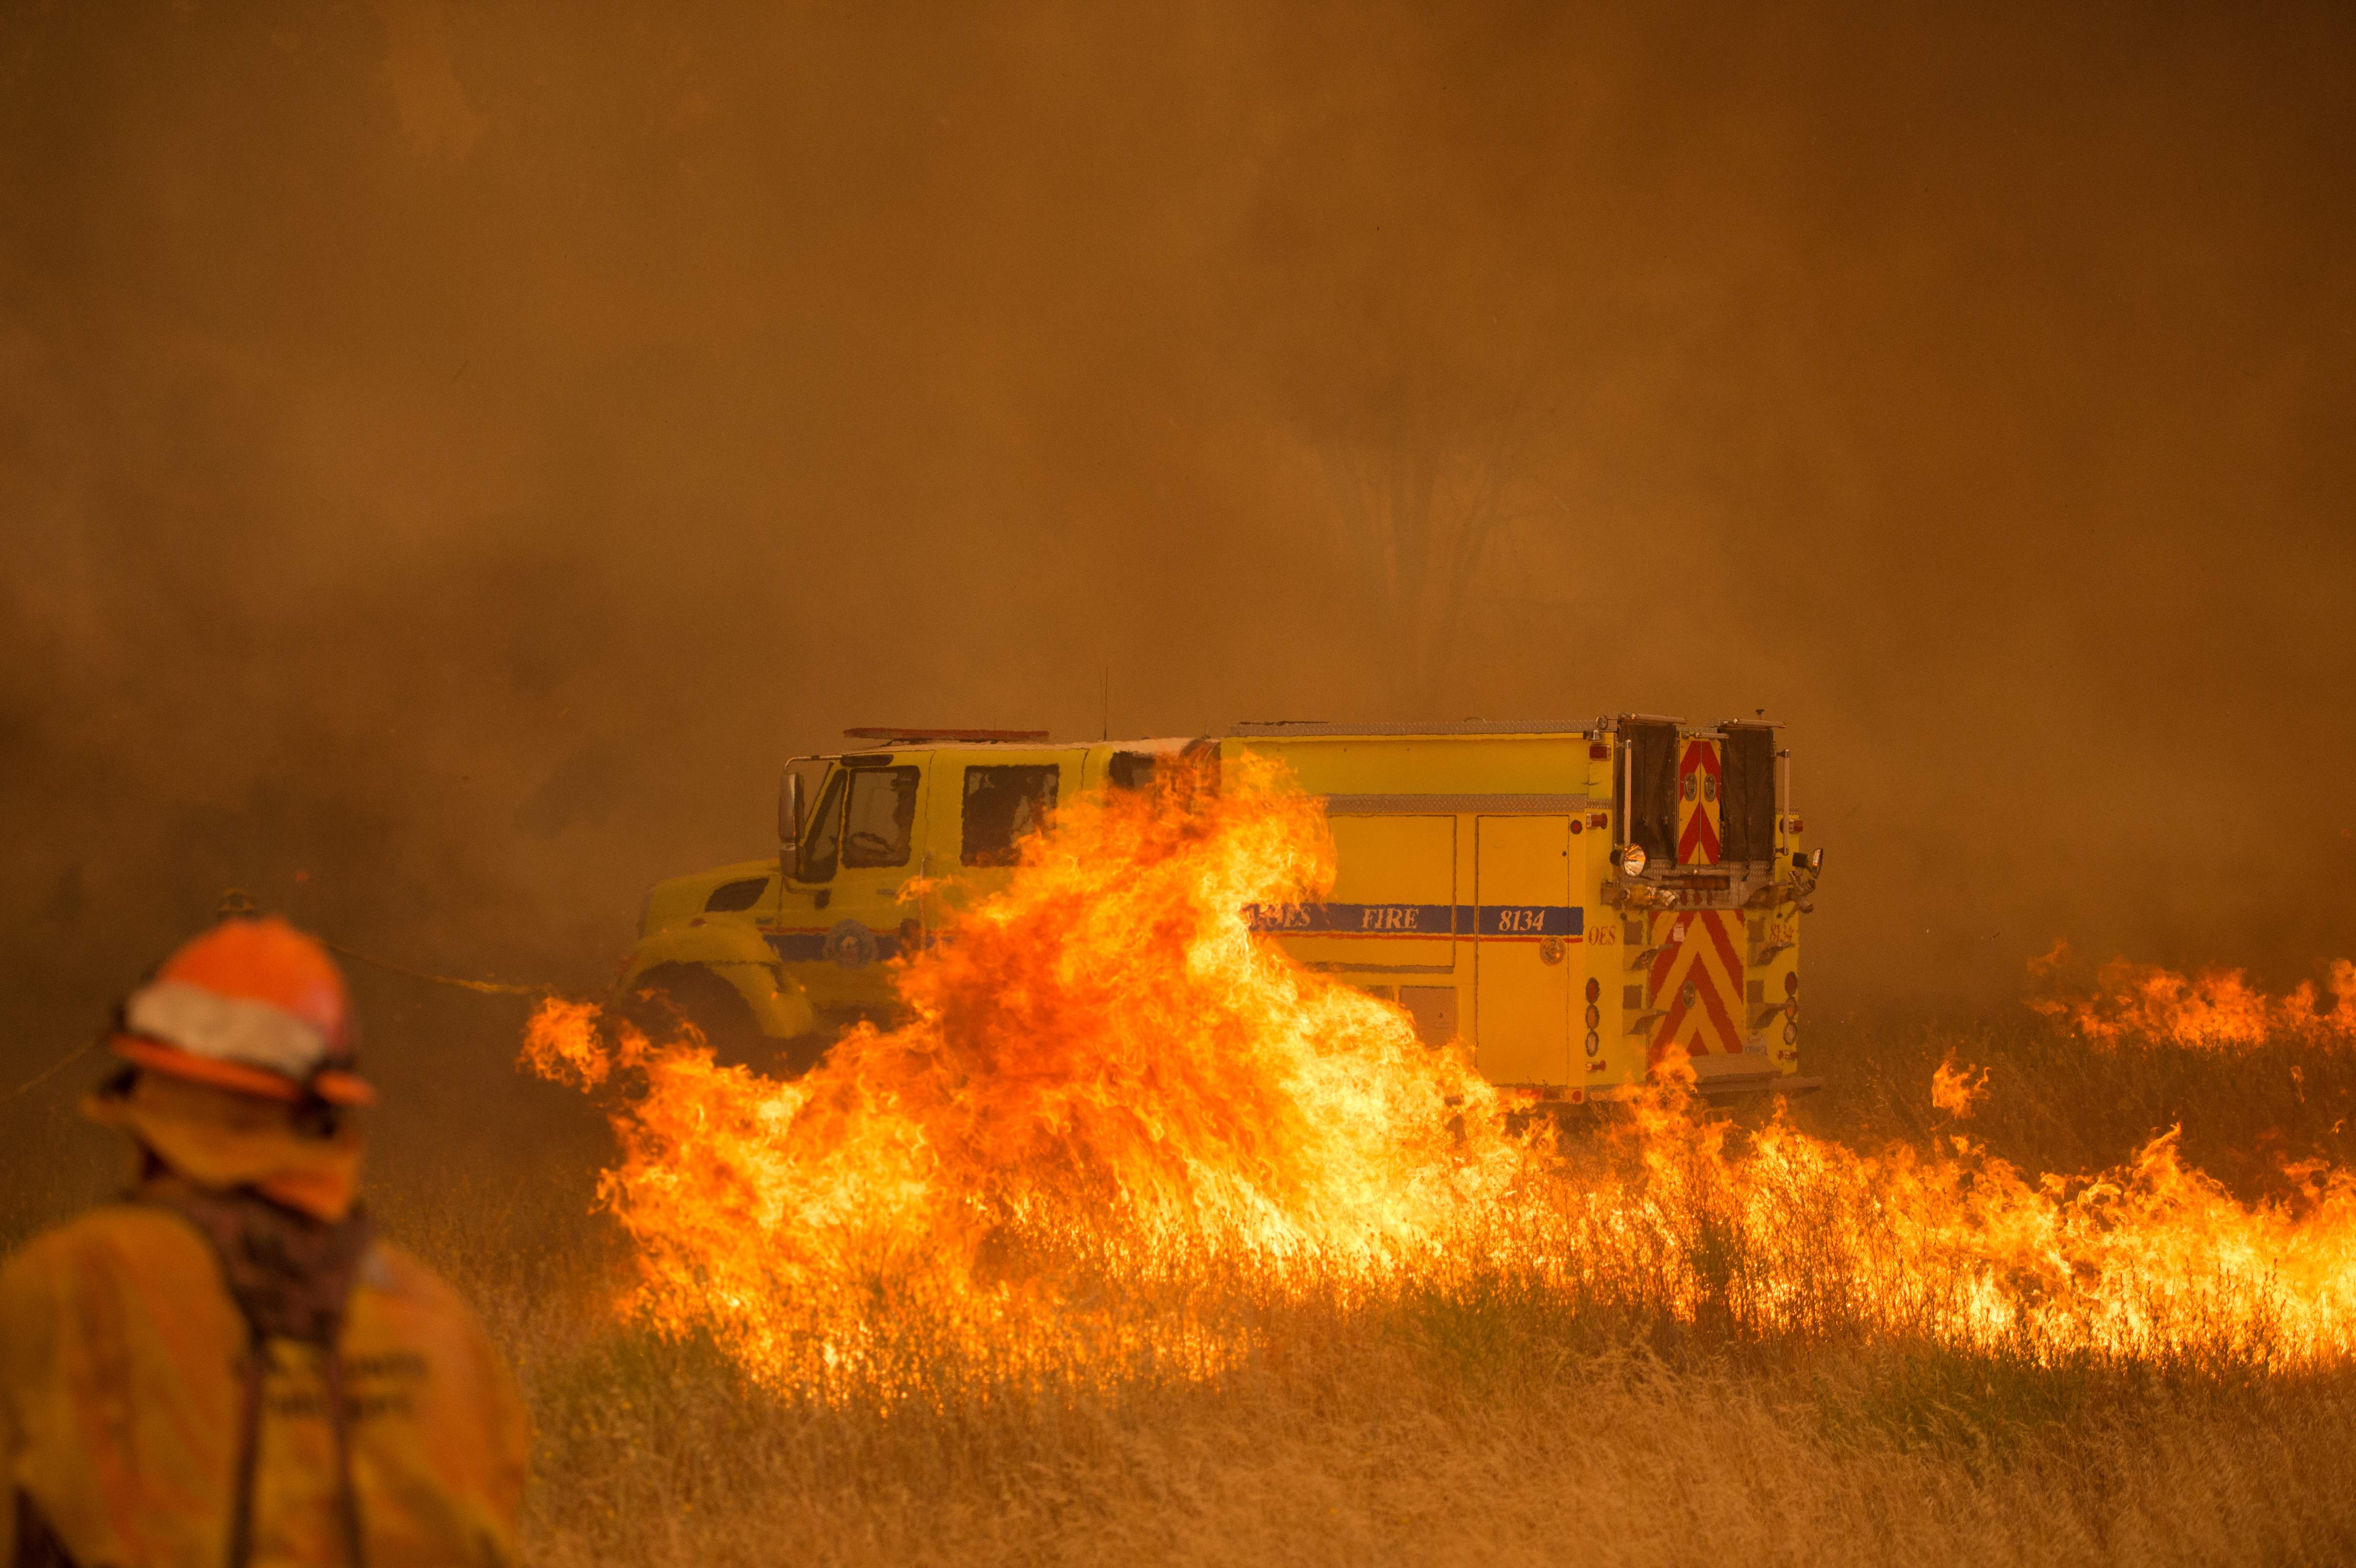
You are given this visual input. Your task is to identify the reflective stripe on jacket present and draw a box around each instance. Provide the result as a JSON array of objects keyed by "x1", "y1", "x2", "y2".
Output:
[{"x1": 0, "y1": 1205, "x2": 527, "y2": 1567}]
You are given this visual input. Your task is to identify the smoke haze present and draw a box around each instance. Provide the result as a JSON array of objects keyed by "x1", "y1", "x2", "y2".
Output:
[{"x1": 5, "y1": 0, "x2": 2355, "y2": 1096}]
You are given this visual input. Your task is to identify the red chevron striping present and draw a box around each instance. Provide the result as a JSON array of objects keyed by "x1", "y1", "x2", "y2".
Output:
[
  {"x1": 1651, "y1": 982, "x2": 1693, "y2": 1064},
  {"x1": 1648, "y1": 973, "x2": 1687, "y2": 1052},
  {"x1": 1644, "y1": 912, "x2": 1748, "y2": 1062},
  {"x1": 1649, "y1": 918, "x2": 1682, "y2": 992},
  {"x1": 1704, "y1": 912, "x2": 1749, "y2": 1051},
  {"x1": 1642, "y1": 913, "x2": 1729, "y2": 1059},
  {"x1": 1693, "y1": 943, "x2": 1742, "y2": 1049},
  {"x1": 1645, "y1": 914, "x2": 1686, "y2": 1062},
  {"x1": 1702, "y1": 910, "x2": 1743, "y2": 979},
  {"x1": 1677, "y1": 740, "x2": 1722, "y2": 867},
  {"x1": 1678, "y1": 807, "x2": 1721, "y2": 863}
]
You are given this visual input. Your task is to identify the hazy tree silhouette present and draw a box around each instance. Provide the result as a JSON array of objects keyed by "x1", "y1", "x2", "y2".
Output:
[{"x1": 1321, "y1": 382, "x2": 1556, "y2": 712}]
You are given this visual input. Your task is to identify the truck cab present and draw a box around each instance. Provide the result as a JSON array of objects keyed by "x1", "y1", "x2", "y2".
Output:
[{"x1": 616, "y1": 730, "x2": 1198, "y2": 1065}]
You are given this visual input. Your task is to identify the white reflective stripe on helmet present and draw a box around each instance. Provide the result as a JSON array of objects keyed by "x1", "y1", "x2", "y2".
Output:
[{"x1": 122, "y1": 980, "x2": 329, "y2": 1080}]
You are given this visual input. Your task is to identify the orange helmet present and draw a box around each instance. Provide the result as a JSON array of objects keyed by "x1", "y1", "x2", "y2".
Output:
[{"x1": 110, "y1": 916, "x2": 375, "y2": 1106}]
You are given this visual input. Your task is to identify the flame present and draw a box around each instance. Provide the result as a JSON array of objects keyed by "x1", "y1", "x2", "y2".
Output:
[
  {"x1": 524, "y1": 763, "x2": 2356, "y2": 1391},
  {"x1": 1592, "y1": 1093, "x2": 2356, "y2": 1364},
  {"x1": 2028, "y1": 939, "x2": 2356, "y2": 1049},
  {"x1": 524, "y1": 755, "x2": 1525, "y2": 1388},
  {"x1": 1930, "y1": 1058, "x2": 1988, "y2": 1118}
]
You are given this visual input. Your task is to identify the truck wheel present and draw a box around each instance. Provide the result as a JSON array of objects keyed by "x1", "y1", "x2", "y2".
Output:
[
  {"x1": 617, "y1": 964, "x2": 774, "y2": 1072},
  {"x1": 777, "y1": 1031, "x2": 834, "y2": 1079}
]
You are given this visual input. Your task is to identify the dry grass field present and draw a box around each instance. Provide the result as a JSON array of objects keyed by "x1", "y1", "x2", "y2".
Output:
[
  {"x1": 7, "y1": 1005, "x2": 2356, "y2": 1566},
  {"x1": 431, "y1": 1010, "x2": 2356, "y2": 1566}
]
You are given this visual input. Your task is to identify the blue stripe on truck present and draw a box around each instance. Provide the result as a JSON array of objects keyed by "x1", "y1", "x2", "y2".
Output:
[
  {"x1": 765, "y1": 930, "x2": 833, "y2": 961},
  {"x1": 759, "y1": 904, "x2": 1582, "y2": 960},
  {"x1": 1242, "y1": 903, "x2": 1582, "y2": 938},
  {"x1": 763, "y1": 928, "x2": 906, "y2": 962}
]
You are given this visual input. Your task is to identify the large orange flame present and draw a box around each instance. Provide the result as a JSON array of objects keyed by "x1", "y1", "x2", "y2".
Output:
[
  {"x1": 524, "y1": 756, "x2": 1526, "y2": 1387},
  {"x1": 2028, "y1": 938, "x2": 2356, "y2": 1049},
  {"x1": 524, "y1": 763, "x2": 2356, "y2": 1390}
]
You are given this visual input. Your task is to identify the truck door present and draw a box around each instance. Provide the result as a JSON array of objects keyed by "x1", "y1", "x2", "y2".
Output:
[
  {"x1": 1473, "y1": 815, "x2": 1575, "y2": 1086},
  {"x1": 1636, "y1": 735, "x2": 1747, "y2": 1064},
  {"x1": 779, "y1": 755, "x2": 928, "y2": 1010},
  {"x1": 1282, "y1": 813, "x2": 1459, "y2": 1046},
  {"x1": 830, "y1": 757, "x2": 927, "y2": 957},
  {"x1": 1676, "y1": 735, "x2": 1723, "y2": 866}
]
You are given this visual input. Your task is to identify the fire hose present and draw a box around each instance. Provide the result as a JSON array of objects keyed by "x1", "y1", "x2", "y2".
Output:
[{"x1": 6, "y1": 903, "x2": 559, "y2": 1101}]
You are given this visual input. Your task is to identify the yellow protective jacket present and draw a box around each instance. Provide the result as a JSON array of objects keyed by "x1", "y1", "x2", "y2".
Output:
[{"x1": 0, "y1": 1199, "x2": 528, "y2": 1568}]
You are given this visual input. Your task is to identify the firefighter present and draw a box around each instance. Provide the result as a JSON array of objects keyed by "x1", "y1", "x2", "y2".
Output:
[{"x1": 0, "y1": 917, "x2": 529, "y2": 1567}]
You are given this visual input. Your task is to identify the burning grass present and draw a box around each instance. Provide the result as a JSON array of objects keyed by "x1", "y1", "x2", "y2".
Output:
[
  {"x1": 374, "y1": 1124, "x2": 2356, "y2": 1567},
  {"x1": 2028, "y1": 937, "x2": 2356, "y2": 1051},
  {"x1": 10, "y1": 1001, "x2": 2356, "y2": 1562},
  {"x1": 519, "y1": 762, "x2": 2356, "y2": 1391},
  {"x1": 462, "y1": 764, "x2": 2356, "y2": 1562},
  {"x1": 11, "y1": 761, "x2": 2356, "y2": 1561}
]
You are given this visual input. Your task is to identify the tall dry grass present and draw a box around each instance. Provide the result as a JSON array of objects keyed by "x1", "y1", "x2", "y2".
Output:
[
  {"x1": 12, "y1": 1008, "x2": 2356, "y2": 1563},
  {"x1": 375, "y1": 1009, "x2": 2356, "y2": 1566}
]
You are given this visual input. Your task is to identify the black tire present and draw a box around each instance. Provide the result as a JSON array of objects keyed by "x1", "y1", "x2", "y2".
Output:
[
  {"x1": 777, "y1": 1030, "x2": 834, "y2": 1079},
  {"x1": 617, "y1": 964, "x2": 776, "y2": 1072}
]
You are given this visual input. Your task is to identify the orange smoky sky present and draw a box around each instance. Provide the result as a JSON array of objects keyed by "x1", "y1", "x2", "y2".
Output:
[{"x1": 3, "y1": 0, "x2": 2353, "y2": 1070}]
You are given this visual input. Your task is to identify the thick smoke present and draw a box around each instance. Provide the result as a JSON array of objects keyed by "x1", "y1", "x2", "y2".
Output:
[{"x1": 4, "y1": 0, "x2": 2354, "y2": 1111}]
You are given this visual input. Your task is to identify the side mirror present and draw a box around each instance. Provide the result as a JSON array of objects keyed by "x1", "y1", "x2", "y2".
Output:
[{"x1": 778, "y1": 771, "x2": 803, "y2": 854}]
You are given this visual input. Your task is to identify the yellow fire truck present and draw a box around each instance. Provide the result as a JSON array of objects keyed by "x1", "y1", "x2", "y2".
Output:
[{"x1": 618, "y1": 719, "x2": 1824, "y2": 1099}]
